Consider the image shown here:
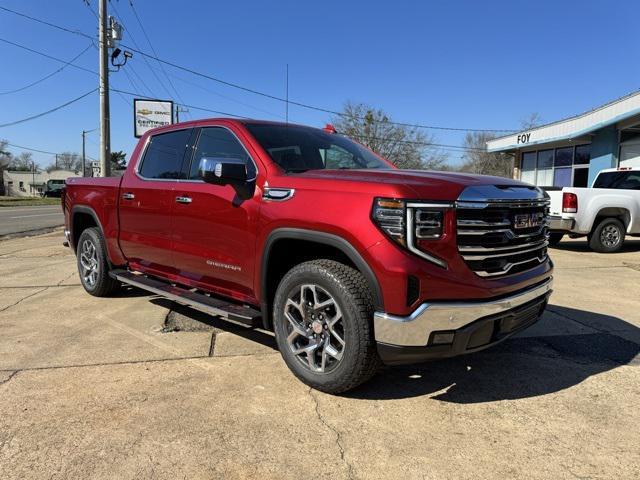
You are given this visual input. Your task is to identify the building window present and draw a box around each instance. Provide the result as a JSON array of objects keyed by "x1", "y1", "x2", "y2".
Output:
[{"x1": 519, "y1": 145, "x2": 590, "y2": 187}]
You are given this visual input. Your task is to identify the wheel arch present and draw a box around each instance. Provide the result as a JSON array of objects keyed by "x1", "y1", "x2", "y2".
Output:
[
  {"x1": 260, "y1": 228, "x2": 383, "y2": 330},
  {"x1": 70, "y1": 205, "x2": 106, "y2": 252},
  {"x1": 592, "y1": 207, "x2": 631, "y2": 233}
]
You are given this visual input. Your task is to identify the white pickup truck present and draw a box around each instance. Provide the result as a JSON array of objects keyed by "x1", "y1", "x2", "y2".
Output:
[{"x1": 545, "y1": 167, "x2": 640, "y2": 252}]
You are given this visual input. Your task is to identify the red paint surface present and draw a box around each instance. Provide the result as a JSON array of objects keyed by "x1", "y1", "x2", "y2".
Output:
[{"x1": 65, "y1": 118, "x2": 552, "y2": 316}]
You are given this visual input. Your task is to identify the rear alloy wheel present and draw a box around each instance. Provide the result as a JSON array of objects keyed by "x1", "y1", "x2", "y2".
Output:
[
  {"x1": 76, "y1": 227, "x2": 120, "y2": 296},
  {"x1": 589, "y1": 218, "x2": 625, "y2": 253},
  {"x1": 273, "y1": 260, "x2": 381, "y2": 394}
]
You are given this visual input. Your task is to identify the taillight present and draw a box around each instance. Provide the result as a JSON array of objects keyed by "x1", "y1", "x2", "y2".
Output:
[
  {"x1": 562, "y1": 192, "x2": 578, "y2": 213},
  {"x1": 372, "y1": 198, "x2": 448, "y2": 268}
]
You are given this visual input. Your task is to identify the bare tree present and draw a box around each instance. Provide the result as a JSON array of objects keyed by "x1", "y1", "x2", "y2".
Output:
[
  {"x1": 46, "y1": 152, "x2": 82, "y2": 172},
  {"x1": 520, "y1": 112, "x2": 543, "y2": 130},
  {"x1": 9, "y1": 151, "x2": 35, "y2": 171},
  {"x1": 331, "y1": 102, "x2": 450, "y2": 170},
  {"x1": 458, "y1": 132, "x2": 514, "y2": 178},
  {"x1": 0, "y1": 140, "x2": 11, "y2": 171}
]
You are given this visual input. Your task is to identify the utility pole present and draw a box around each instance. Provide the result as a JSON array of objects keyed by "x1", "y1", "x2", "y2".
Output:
[
  {"x1": 98, "y1": 0, "x2": 111, "y2": 177},
  {"x1": 82, "y1": 130, "x2": 87, "y2": 177},
  {"x1": 176, "y1": 105, "x2": 188, "y2": 123}
]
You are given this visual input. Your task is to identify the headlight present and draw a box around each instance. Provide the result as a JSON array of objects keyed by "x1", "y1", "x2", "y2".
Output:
[{"x1": 372, "y1": 198, "x2": 450, "y2": 268}]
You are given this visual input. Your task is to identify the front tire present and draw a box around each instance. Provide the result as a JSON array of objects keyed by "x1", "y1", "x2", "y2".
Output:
[
  {"x1": 272, "y1": 260, "x2": 381, "y2": 394},
  {"x1": 589, "y1": 218, "x2": 625, "y2": 253},
  {"x1": 76, "y1": 227, "x2": 120, "y2": 296}
]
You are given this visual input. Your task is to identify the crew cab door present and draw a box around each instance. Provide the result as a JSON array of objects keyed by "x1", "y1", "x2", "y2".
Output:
[
  {"x1": 171, "y1": 126, "x2": 261, "y2": 302},
  {"x1": 118, "y1": 128, "x2": 194, "y2": 276}
]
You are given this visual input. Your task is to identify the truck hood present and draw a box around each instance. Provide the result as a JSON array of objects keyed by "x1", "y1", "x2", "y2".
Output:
[{"x1": 287, "y1": 169, "x2": 532, "y2": 201}]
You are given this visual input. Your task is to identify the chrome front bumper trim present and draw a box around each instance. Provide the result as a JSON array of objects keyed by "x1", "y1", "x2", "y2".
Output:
[
  {"x1": 549, "y1": 216, "x2": 574, "y2": 231},
  {"x1": 373, "y1": 278, "x2": 553, "y2": 347}
]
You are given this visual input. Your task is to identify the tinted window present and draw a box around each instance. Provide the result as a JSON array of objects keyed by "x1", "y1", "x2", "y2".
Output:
[
  {"x1": 190, "y1": 127, "x2": 255, "y2": 179},
  {"x1": 537, "y1": 150, "x2": 554, "y2": 169},
  {"x1": 574, "y1": 145, "x2": 590, "y2": 165},
  {"x1": 140, "y1": 129, "x2": 191, "y2": 179},
  {"x1": 593, "y1": 171, "x2": 640, "y2": 190},
  {"x1": 554, "y1": 147, "x2": 573, "y2": 167},
  {"x1": 245, "y1": 123, "x2": 390, "y2": 172}
]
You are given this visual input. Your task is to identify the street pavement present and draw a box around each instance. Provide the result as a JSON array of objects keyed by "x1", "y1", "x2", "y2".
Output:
[
  {"x1": 0, "y1": 231, "x2": 638, "y2": 479},
  {"x1": 0, "y1": 205, "x2": 64, "y2": 237}
]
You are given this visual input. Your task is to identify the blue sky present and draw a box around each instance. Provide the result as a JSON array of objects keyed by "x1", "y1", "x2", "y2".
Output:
[{"x1": 0, "y1": 0, "x2": 638, "y2": 168}]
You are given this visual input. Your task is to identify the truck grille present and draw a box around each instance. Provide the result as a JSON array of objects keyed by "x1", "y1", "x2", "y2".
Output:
[{"x1": 456, "y1": 200, "x2": 550, "y2": 277}]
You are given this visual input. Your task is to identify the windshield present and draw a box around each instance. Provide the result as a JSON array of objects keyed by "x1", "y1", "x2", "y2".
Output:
[{"x1": 244, "y1": 123, "x2": 391, "y2": 172}]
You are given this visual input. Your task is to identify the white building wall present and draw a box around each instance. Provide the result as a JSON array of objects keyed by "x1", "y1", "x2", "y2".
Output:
[{"x1": 2, "y1": 170, "x2": 80, "y2": 197}]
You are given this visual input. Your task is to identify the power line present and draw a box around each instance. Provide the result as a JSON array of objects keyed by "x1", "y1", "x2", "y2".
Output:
[
  {"x1": 0, "y1": 43, "x2": 93, "y2": 95},
  {"x1": 106, "y1": 0, "x2": 174, "y2": 103},
  {"x1": 0, "y1": 88, "x2": 97, "y2": 128},
  {"x1": 127, "y1": 0, "x2": 189, "y2": 118},
  {"x1": 0, "y1": 5, "x2": 93, "y2": 40},
  {"x1": 5, "y1": 142, "x2": 60, "y2": 156},
  {"x1": 0, "y1": 6, "x2": 515, "y2": 133},
  {"x1": 111, "y1": 87, "x2": 246, "y2": 118},
  {"x1": 0, "y1": 37, "x2": 96, "y2": 76}
]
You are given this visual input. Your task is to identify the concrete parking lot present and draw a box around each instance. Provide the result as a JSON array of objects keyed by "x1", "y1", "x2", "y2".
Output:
[{"x1": 0, "y1": 231, "x2": 639, "y2": 479}]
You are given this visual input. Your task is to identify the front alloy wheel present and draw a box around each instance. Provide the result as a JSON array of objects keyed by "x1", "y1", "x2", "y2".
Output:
[
  {"x1": 273, "y1": 259, "x2": 381, "y2": 394},
  {"x1": 284, "y1": 284, "x2": 345, "y2": 373}
]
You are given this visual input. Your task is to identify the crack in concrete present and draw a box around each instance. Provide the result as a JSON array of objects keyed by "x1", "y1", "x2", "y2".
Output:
[
  {"x1": 0, "y1": 287, "x2": 49, "y2": 313},
  {"x1": 0, "y1": 370, "x2": 18, "y2": 387},
  {"x1": 0, "y1": 355, "x2": 212, "y2": 375},
  {"x1": 309, "y1": 388, "x2": 354, "y2": 479},
  {"x1": 0, "y1": 284, "x2": 81, "y2": 290},
  {"x1": 56, "y1": 271, "x2": 78, "y2": 286},
  {"x1": 208, "y1": 332, "x2": 217, "y2": 357}
]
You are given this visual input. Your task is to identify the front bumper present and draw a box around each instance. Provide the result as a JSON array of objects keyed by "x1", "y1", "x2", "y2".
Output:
[
  {"x1": 374, "y1": 278, "x2": 553, "y2": 365},
  {"x1": 549, "y1": 216, "x2": 574, "y2": 232}
]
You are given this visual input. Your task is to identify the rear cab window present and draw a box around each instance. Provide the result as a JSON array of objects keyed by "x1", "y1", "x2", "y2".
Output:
[
  {"x1": 139, "y1": 129, "x2": 193, "y2": 180},
  {"x1": 593, "y1": 171, "x2": 640, "y2": 190}
]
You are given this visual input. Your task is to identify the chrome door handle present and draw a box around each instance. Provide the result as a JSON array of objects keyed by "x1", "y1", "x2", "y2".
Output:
[
  {"x1": 175, "y1": 196, "x2": 192, "y2": 204},
  {"x1": 122, "y1": 192, "x2": 135, "y2": 200}
]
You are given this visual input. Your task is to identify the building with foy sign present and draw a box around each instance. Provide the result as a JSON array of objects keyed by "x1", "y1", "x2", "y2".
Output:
[{"x1": 487, "y1": 90, "x2": 640, "y2": 187}]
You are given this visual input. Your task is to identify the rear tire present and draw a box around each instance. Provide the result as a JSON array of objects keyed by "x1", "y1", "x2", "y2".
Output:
[
  {"x1": 589, "y1": 218, "x2": 625, "y2": 253},
  {"x1": 76, "y1": 227, "x2": 120, "y2": 296},
  {"x1": 272, "y1": 259, "x2": 381, "y2": 394},
  {"x1": 548, "y1": 232, "x2": 564, "y2": 247}
]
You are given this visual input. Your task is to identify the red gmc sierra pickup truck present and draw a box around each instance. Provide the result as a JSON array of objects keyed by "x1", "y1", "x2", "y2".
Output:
[{"x1": 63, "y1": 119, "x2": 553, "y2": 393}]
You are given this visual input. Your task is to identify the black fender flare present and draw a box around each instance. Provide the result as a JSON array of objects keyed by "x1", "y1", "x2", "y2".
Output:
[
  {"x1": 260, "y1": 228, "x2": 383, "y2": 328},
  {"x1": 70, "y1": 205, "x2": 106, "y2": 251}
]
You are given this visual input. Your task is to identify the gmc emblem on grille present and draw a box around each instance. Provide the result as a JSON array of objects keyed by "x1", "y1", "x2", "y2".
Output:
[{"x1": 514, "y1": 213, "x2": 541, "y2": 229}]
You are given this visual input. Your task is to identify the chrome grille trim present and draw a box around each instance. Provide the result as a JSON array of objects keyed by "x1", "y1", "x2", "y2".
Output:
[
  {"x1": 475, "y1": 255, "x2": 547, "y2": 277},
  {"x1": 456, "y1": 185, "x2": 550, "y2": 277},
  {"x1": 460, "y1": 242, "x2": 549, "y2": 261},
  {"x1": 459, "y1": 239, "x2": 548, "y2": 254}
]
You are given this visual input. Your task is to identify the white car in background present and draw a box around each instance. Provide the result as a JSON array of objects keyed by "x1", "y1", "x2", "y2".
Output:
[{"x1": 545, "y1": 167, "x2": 640, "y2": 252}]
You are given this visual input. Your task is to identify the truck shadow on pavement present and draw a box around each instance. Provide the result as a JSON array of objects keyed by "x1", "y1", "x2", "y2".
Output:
[
  {"x1": 141, "y1": 294, "x2": 639, "y2": 403},
  {"x1": 347, "y1": 305, "x2": 640, "y2": 402}
]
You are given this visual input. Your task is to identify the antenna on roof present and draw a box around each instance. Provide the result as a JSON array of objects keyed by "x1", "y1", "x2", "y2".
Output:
[{"x1": 285, "y1": 64, "x2": 289, "y2": 125}]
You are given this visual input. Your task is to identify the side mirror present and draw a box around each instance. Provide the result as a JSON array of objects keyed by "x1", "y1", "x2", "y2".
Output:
[
  {"x1": 199, "y1": 157, "x2": 248, "y2": 186},
  {"x1": 198, "y1": 157, "x2": 256, "y2": 200}
]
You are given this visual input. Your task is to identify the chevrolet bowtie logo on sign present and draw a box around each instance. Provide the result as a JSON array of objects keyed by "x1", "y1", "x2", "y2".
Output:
[{"x1": 514, "y1": 213, "x2": 542, "y2": 229}]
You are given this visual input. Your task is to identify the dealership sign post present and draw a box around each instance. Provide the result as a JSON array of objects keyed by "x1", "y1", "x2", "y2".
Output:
[{"x1": 133, "y1": 99, "x2": 174, "y2": 138}]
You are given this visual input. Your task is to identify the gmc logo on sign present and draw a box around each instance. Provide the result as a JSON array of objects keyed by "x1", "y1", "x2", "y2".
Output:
[{"x1": 514, "y1": 213, "x2": 542, "y2": 229}]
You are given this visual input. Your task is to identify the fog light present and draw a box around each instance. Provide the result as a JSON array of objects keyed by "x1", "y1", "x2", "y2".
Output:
[{"x1": 431, "y1": 332, "x2": 455, "y2": 345}]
